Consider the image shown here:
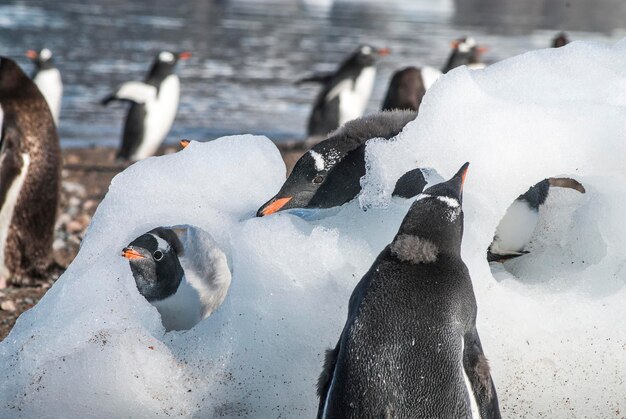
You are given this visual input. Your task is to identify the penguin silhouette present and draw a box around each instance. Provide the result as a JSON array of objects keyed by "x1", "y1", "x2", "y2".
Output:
[
  {"x1": 318, "y1": 163, "x2": 501, "y2": 418},
  {"x1": 301, "y1": 45, "x2": 390, "y2": 139},
  {"x1": 0, "y1": 57, "x2": 62, "y2": 285},
  {"x1": 26, "y1": 48, "x2": 62, "y2": 125},
  {"x1": 103, "y1": 50, "x2": 191, "y2": 161},
  {"x1": 382, "y1": 37, "x2": 487, "y2": 113}
]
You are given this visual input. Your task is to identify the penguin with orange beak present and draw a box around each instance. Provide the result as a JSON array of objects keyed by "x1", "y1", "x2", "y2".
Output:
[
  {"x1": 26, "y1": 48, "x2": 62, "y2": 125},
  {"x1": 102, "y1": 51, "x2": 191, "y2": 161},
  {"x1": 257, "y1": 110, "x2": 418, "y2": 217}
]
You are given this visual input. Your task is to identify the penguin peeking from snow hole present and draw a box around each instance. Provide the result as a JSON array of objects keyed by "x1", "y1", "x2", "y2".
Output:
[
  {"x1": 487, "y1": 177, "x2": 586, "y2": 263},
  {"x1": 121, "y1": 225, "x2": 231, "y2": 332}
]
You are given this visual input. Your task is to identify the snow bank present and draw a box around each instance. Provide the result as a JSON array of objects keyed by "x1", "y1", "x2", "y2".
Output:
[{"x1": 2, "y1": 39, "x2": 626, "y2": 417}]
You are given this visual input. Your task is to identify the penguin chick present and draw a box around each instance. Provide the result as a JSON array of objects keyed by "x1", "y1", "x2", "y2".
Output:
[
  {"x1": 488, "y1": 177, "x2": 585, "y2": 262},
  {"x1": 122, "y1": 226, "x2": 231, "y2": 331},
  {"x1": 382, "y1": 37, "x2": 487, "y2": 112},
  {"x1": 103, "y1": 51, "x2": 191, "y2": 162},
  {"x1": 317, "y1": 163, "x2": 501, "y2": 419},
  {"x1": 25, "y1": 48, "x2": 62, "y2": 125},
  {"x1": 0, "y1": 57, "x2": 61, "y2": 285},
  {"x1": 257, "y1": 110, "x2": 416, "y2": 216},
  {"x1": 302, "y1": 45, "x2": 390, "y2": 138}
]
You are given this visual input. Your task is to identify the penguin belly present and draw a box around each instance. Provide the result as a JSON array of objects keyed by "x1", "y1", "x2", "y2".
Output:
[
  {"x1": 338, "y1": 66, "x2": 376, "y2": 126},
  {"x1": 490, "y1": 199, "x2": 539, "y2": 256},
  {"x1": 152, "y1": 276, "x2": 202, "y2": 331},
  {"x1": 420, "y1": 66, "x2": 442, "y2": 89},
  {"x1": 0, "y1": 153, "x2": 30, "y2": 277},
  {"x1": 33, "y1": 68, "x2": 62, "y2": 124}
]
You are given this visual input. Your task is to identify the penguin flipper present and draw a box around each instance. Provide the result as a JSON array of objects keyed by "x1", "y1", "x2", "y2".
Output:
[
  {"x1": 316, "y1": 342, "x2": 340, "y2": 418},
  {"x1": 102, "y1": 81, "x2": 157, "y2": 105},
  {"x1": 463, "y1": 328, "x2": 501, "y2": 419},
  {"x1": 0, "y1": 122, "x2": 25, "y2": 211},
  {"x1": 295, "y1": 73, "x2": 334, "y2": 85},
  {"x1": 487, "y1": 249, "x2": 529, "y2": 263}
]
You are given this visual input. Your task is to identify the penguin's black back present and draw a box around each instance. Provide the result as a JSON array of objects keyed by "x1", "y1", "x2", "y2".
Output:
[
  {"x1": 381, "y1": 67, "x2": 426, "y2": 112},
  {"x1": 518, "y1": 179, "x2": 549, "y2": 209},
  {"x1": 320, "y1": 248, "x2": 476, "y2": 418}
]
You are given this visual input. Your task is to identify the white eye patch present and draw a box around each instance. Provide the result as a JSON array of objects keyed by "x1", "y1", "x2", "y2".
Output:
[
  {"x1": 360, "y1": 45, "x2": 372, "y2": 55},
  {"x1": 418, "y1": 194, "x2": 461, "y2": 221},
  {"x1": 309, "y1": 150, "x2": 325, "y2": 171},
  {"x1": 40, "y1": 48, "x2": 52, "y2": 60},
  {"x1": 159, "y1": 51, "x2": 175, "y2": 62},
  {"x1": 150, "y1": 233, "x2": 171, "y2": 253}
]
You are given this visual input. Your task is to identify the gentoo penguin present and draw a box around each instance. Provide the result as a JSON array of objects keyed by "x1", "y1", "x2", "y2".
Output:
[
  {"x1": 122, "y1": 226, "x2": 231, "y2": 331},
  {"x1": 382, "y1": 37, "x2": 487, "y2": 112},
  {"x1": 552, "y1": 32, "x2": 570, "y2": 48},
  {"x1": 257, "y1": 110, "x2": 416, "y2": 216},
  {"x1": 300, "y1": 45, "x2": 390, "y2": 138},
  {"x1": 317, "y1": 163, "x2": 501, "y2": 418},
  {"x1": 102, "y1": 51, "x2": 191, "y2": 161},
  {"x1": 488, "y1": 177, "x2": 585, "y2": 262},
  {"x1": 26, "y1": 48, "x2": 62, "y2": 125},
  {"x1": 0, "y1": 57, "x2": 61, "y2": 284}
]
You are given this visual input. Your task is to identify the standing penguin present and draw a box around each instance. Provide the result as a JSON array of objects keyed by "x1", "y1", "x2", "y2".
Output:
[
  {"x1": 301, "y1": 45, "x2": 390, "y2": 139},
  {"x1": 382, "y1": 37, "x2": 487, "y2": 112},
  {"x1": 0, "y1": 57, "x2": 61, "y2": 284},
  {"x1": 488, "y1": 177, "x2": 585, "y2": 262},
  {"x1": 25, "y1": 48, "x2": 62, "y2": 125},
  {"x1": 122, "y1": 226, "x2": 231, "y2": 331},
  {"x1": 102, "y1": 51, "x2": 191, "y2": 161},
  {"x1": 257, "y1": 110, "x2": 416, "y2": 216},
  {"x1": 317, "y1": 163, "x2": 501, "y2": 418}
]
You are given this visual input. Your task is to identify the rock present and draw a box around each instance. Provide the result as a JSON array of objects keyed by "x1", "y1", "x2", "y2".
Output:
[
  {"x1": 23, "y1": 298, "x2": 34, "y2": 305},
  {"x1": 66, "y1": 220, "x2": 84, "y2": 234},
  {"x1": 0, "y1": 292, "x2": 5, "y2": 298},
  {"x1": 53, "y1": 238, "x2": 66, "y2": 251},
  {"x1": 0, "y1": 277, "x2": 7, "y2": 290},
  {"x1": 68, "y1": 196, "x2": 82, "y2": 208},
  {"x1": 83, "y1": 199, "x2": 98, "y2": 212},
  {"x1": 56, "y1": 213, "x2": 72, "y2": 229},
  {"x1": 1, "y1": 300, "x2": 17, "y2": 312}
]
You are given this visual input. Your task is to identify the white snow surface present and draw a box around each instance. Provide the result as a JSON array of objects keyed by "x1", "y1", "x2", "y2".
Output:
[{"x1": 2, "y1": 40, "x2": 626, "y2": 417}]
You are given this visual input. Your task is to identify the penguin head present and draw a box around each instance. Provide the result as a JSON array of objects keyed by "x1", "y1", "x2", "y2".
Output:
[
  {"x1": 25, "y1": 48, "x2": 55, "y2": 70},
  {"x1": 392, "y1": 163, "x2": 469, "y2": 260},
  {"x1": 347, "y1": 44, "x2": 390, "y2": 68},
  {"x1": 122, "y1": 228, "x2": 185, "y2": 302},
  {"x1": 0, "y1": 56, "x2": 29, "y2": 90},
  {"x1": 148, "y1": 51, "x2": 191, "y2": 80},
  {"x1": 443, "y1": 38, "x2": 486, "y2": 73},
  {"x1": 257, "y1": 145, "x2": 334, "y2": 216}
]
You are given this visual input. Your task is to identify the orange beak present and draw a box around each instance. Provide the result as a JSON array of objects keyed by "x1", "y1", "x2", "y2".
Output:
[
  {"x1": 122, "y1": 247, "x2": 144, "y2": 260},
  {"x1": 477, "y1": 46, "x2": 488, "y2": 54},
  {"x1": 259, "y1": 196, "x2": 293, "y2": 216},
  {"x1": 451, "y1": 40, "x2": 460, "y2": 49},
  {"x1": 25, "y1": 50, "x2": 38, "y2": 59},
  {"x1": 377, "y1": 47, "x2": 391, "y2": 56},
  {"x1": 180, "y1": 139, "x2": 190, "y2": 149},
  {"x1": 460, "y1": 162, "x2": 469, "y2": 191},
  {"x1": 178, "y1": 51, "x2": 192, "y2": 60}
]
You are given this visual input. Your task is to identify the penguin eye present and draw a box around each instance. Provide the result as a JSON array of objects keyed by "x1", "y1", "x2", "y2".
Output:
[
  {"x1": 153, "y1": 250, "x2": 163, "y2": 261},
  {"x1": 313, "y1": 175, "x2": 324, "y2": 184}
]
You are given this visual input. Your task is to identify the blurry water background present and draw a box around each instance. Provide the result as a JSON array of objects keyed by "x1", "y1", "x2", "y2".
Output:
[{"x1": 1, "y1": 0, "x2": 625, "y2": 148}]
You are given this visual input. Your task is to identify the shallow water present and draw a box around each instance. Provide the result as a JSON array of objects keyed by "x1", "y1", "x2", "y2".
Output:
[{"x1": 1, "y1": 0, "x2": 624, "y2": 148}]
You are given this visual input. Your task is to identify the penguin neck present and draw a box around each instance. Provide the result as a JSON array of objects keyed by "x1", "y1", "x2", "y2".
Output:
[{"x1": 146, "y1": 63, "x2": 175, "y2": 88}]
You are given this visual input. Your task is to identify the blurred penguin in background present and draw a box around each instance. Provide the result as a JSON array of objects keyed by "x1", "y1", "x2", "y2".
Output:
[
  {"x1": 26, "y1": 48, "x2": 62, "y2": 125},
  {"x1": 382, "y1": 37, "x2": 487, "y2": 113},
  {"x1": 102, "y1": 50, "x2": 191, "y2": 161},
  {"x1": 0, "y1": 57, "x2": 61, "y2": 285},
  {"x1": 299, "y1": 45, "x2": 390, "y2": 140},
  {"x1": 552, "y1": 32, "x2": 570, "y2": 48}
]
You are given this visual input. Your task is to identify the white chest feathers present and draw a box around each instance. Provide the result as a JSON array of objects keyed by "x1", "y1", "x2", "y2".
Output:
[
  {"x1": 33, "y1": 68, "x2": 62, "y2": 125},
  {"x1": 152, "y1": 227, "x2": 231, "y2": 331},
  {"x1": 420, "y1": 66, "x2": 442, "y2": 90},
  {"x1": 0, "y1": 153, "x2": 30, "y2": 278},
  {"x1": 133, "y1": 75, "x2": 180, "y2": 161},
  {"x1": 326, "y1": 66, "x2": 376, "y2": 126},
  {"x1": 490, "y1": 199, "x2": 539, "y2": 256}
]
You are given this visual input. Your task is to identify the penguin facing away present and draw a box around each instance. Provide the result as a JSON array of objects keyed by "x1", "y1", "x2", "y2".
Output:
[
  {"x1": 0, "y1": 57, "x2": 62, "y2": 284},
  {"x1": 382, "y1": 37, "x2": 487, "y2": 113},
  {"x1": 103, "y1": 51, "x2": 191, "y2": 161},
  {"x1": 26, "y1": 48, "x2": 62, "y2": 125},
  {"x1": 257, "y1": 110, "x2": 416, "y2": 216},
  {"x1": 317, "y1": 163, "x2": 501, "y2": 419},
  {"x1": 488, "y1": 177, "x2": 585, "y2": 262},
  {"x1": 122, "y1": 226, "x2": 231, "y2": 331},
  {"x1": 301, "y1": 45, "x2": 390, "y2": 138}
]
